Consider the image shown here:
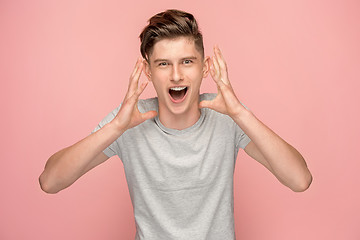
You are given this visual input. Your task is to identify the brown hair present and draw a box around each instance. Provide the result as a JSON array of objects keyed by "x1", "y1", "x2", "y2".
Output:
[{"x1": 139, "y1": 9, "x2": 204, "y2": 62}]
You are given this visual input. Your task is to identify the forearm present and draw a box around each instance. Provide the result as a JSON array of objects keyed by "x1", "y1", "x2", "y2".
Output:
[
  {"x1": 202, "y1": 45, "x2": 311, "y2": 191},
  {"x1": 39, "y1": 120, "x2": 125, "y2": 193},
  {"x1": 39, "y1": 58, "x2": 155, "y2": 194},
  {"x1": 233, "y1": 108, "x2": 312, "y2": 191}
]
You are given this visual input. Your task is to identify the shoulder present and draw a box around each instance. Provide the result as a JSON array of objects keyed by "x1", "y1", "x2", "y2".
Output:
[
  {"x1": 200, "y1": 93, "x2": 217, "y2": 101},
  {"x1": 200, "y1": 93, "x2": 244, "y2": 129},
  {"x1": 137, "y1": 97, "x2": 159, "y2": 113},
  {"x1": 200, "y1": 93, "x2": 232, "y2": 123}
]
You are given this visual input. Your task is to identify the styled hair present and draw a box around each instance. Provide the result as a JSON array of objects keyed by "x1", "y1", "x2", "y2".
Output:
[{"x1": 139, "y1": 9, "x2": 204, "y2": 62}]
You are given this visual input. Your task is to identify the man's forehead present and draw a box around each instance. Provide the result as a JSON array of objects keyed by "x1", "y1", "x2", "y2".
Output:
[{"x1": 149, "y1": 37, "x2": 201, "y2": 61}]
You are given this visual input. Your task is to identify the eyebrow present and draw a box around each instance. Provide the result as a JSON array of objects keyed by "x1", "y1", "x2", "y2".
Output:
[{"x1": 153, "y1": 56, "x2": 198, "y2": 63}]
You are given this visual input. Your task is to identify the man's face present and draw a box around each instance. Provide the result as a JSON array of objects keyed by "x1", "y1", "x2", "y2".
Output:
[{"x1": 144, "y1": 37, "x2": 209, "y2": 117}]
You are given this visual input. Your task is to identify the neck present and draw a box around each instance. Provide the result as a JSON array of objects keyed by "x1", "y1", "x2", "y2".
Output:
[{"x1": 158, "y1": 104, "x2": 201, "y2": 130}]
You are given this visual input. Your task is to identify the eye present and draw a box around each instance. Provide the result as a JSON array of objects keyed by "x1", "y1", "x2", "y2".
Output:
[
  {"x1": 158, "y1": 62, "x2": 168, "y2": 66},
  {"x1": 183, "y1": 59, "x2": 193, "y2": 64}
]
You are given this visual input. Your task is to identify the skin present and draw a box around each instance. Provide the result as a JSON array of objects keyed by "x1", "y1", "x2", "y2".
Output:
[
  {"x1": 200, "y1": 45, "x2": 312, "y2": 192},
  {"x1": 39, "y1": 37, "x2": 312, "y2": 194},
  {"x1": 143, "y1": 37, "x2": 210, "y2": 130}
]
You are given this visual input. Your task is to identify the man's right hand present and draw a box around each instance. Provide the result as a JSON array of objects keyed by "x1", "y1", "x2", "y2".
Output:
[
  {"x1": 112, "y1": 57, "x2": 157, "y2": 131},
  {"x1": 39, "y1": 58, "x2": 157, "y2": 194}
]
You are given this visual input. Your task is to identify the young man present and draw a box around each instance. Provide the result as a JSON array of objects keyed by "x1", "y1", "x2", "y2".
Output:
[{"x1": 39, "y1": 9, "x2": 312, "y2": 240}]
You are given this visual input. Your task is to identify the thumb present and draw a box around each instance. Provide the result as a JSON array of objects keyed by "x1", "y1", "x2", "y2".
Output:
[
  {"x1": 142, "y1": 110, "x2": 158, "y2": 121},
  {"x1": 199, "y1": 100, "x2": 213, "y2": 110}
]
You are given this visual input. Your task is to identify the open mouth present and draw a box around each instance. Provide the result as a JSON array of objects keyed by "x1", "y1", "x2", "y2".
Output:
[{"x1": 169, "y1": 86, "x2": 188, "y2": 103}]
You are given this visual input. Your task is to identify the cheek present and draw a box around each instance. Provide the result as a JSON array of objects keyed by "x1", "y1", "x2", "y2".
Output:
[
  {"x1": 186, "y1": 68, "x2": 203, "y2": 84},
  {"x1": 150, "y1": 76, "x2": 167, "y2": 94},
  {"x1": 151, "y1": 69, "x2": 168, "y2": 81},
  {"x1": 151, "y1": 80, "x2": 162, "y2": 92}
]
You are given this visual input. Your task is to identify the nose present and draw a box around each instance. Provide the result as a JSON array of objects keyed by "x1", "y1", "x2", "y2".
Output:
[{"x1": 171, "y1": 64, "x2": 183, "y2": 82}]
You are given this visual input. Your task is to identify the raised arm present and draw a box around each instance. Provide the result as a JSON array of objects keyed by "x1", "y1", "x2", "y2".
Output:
[
  {"x1": 39, "y1": 58, "x2": 157, "y2": 194},
  {"x1": 199, "y1": 46, "x2": 312, "y2": 192}
]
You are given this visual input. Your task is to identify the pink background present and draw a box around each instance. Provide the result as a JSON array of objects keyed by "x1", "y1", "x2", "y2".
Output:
[{"x1": 1, "y1": 0, "x2": 359, "y2": 239}]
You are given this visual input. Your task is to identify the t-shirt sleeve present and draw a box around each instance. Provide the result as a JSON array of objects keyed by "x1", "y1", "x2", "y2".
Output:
[
  {"x1": 235, "y1": 126, "x2": 251, "y2": 150},
  {"x1": 235, "y1": 102, "x2": 252, "y2": 150},
  {"x1": 91, "y1": 105, "x2": 122, "y2": 158},
  {"x1": 201, "y1": 93, "x2": 251, "y2": 150}
]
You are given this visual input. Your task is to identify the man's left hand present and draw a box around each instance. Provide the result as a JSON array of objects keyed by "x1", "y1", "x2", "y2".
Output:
[{"x1": 199, "y1": 45, "x2": 246, "y2": 119}]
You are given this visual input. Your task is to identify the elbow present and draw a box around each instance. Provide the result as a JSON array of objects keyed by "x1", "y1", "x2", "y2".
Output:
[
  {"x1": 39, "y1": 172, "x2": 60, "y2": 194},
  {"x1": 291, "y1": 171, "x2": 313, "y2": 192}
]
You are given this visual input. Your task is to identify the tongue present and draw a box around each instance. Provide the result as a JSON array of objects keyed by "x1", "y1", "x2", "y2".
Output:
[{"x1": 170, "y1": 89, "x2": 186, "y2": 100}]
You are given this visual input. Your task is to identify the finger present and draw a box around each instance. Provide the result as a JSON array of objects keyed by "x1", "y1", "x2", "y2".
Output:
[
  {"x1": 135, "y1": 79, "x2": 149, "y2": 98},
  {"x1": 132, "y1": 60, "x2": 144, "y2": 84},
  {"x1": 209, "y1": 63, "x2": 217, "y2": 82},
  {"x1": 128, "y1": 59, "x2": 144, "y2": 94},
  {"x1": 209, "y1": 64, "x2": 225, "y2": 95},
  {"x1": 130, "y1": 57, "x2": 142, "y2": 80},
  {"x1": 214, "y1": 46, "x2": 229, "y2": 84},
  {"x1": 212, "y1": 56, "x2": 221, "y2": 80},
  {"x1": 209, "y1": 64, "x2": 221, "y2": 93},
  {"x1": 215, "y1": 77, "x2": 227, "y2": 92},
  {"x1": 210, "y1": 57, "x2": 227, "y2": 92},
  {"x1": 214, "y1": 45, "x2": 224, "y2": 59},
  {"x1": 127, "y1": 58, "x2": 141, "y2": 96}
]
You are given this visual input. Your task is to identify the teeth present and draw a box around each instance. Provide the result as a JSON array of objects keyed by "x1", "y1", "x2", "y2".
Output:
[{"x1": 170, "y1": 86, "x2": 187, "y2": 91}]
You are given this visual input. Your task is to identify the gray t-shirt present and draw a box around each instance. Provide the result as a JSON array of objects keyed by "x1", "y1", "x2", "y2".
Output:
[{"x1": 92, "y1": 93, "x2": 251, "y2": 240}]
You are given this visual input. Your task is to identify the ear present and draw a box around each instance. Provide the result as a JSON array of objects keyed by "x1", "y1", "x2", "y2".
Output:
[
  {"x1": 202, "y1": 56, "x2": 211, "y2": 78},
  {"x1": 143, "y1": 59, "x2": 152, "y2": 81}
]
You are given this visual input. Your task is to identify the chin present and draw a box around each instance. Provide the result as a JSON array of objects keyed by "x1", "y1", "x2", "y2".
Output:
[{"x1": 167, "y1": 103, "x2": 190, "y2": 116}]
